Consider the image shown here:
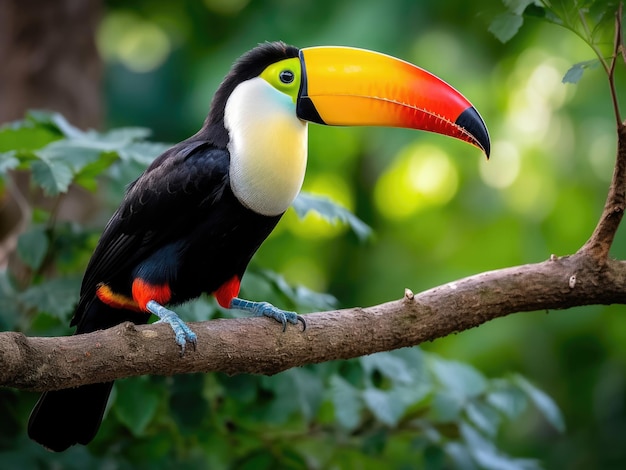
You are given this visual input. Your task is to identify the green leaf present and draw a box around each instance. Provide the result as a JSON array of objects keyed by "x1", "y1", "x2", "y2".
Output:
[
  {"x1": 445, "y1": 442, "x2": 479, "y2": 470},
  {"x1": 73, "y1": 152, "x2": 120, "y2": 191},
  {"x1": 363, "y1": 384, "x2": 431, "y2": 427},
  {"x1": 562, "y1": 59, "x2": 600, "y2": 84},
  {"x1": 0, "y1": 273, "x2": 20, "y2": 330},
  {"x1": 30, "y1": 158, "x2": 74, "y2": 195},
  {"x1": 460, "y1": 423, "x2": 541, "y2": 470},
  {"x1": 117, "y1": 141, "x2": 171, "y2": 165},
  {"x1": 261, "y1": 369, "x2": 324, "y2": 423},
  {"x1": 292, "y1": 192, "x2": 373, "y2": 241},
  {"x1": 429, "y1": 356, "x2": 488, "y2": 399},
  {"x1": 114, "y1": 377, "x2": 162, "y2": 436},
  {"x1": 219, "y1": 374, "x2": 258, "y2": 405},
  {"x1": 465, "y1": 400, "x2": 502, "y2": 437},
  {"x1": 255, "y1": 270, "x2": 337, "y2": 312},
  {"x1": 0, "y1": 122, "x2": 60, "y2": 153},
  {"x1": 40, "y1": 148, "x2": 125, "y2": 195},
  {"x1": 26, "y1": 110, "x2": 85, "y2": 139},
  {"x1": 0, "y1": 154, "x2": 20, "y2": 175},
  {"x1": 489, "y1": 12, "x2": 525, "y2": 43},
  {"x1": 16, "y1": 227, "x2": 49, "y2": 271},
  {"x1": 428, "y1": 390, "x2": 464, "y2": 422},
  {"x1": 291, "y1": 284, "x2": 337, "y2": 311},
  {"x1": 486, "y1": 379, "x2": 528, "y2": 419},
  {"x1": 329, "y1": 375, "x2": 363, "y2": 431},
  {"x1": 37, "y1": 140, "x2": 106, "y2": 172},
  {"x1": 19, "y1": 277, "x2": 80, "y2": 319},
  {"x1": 363, "y1": 388, "x2": 404, "y2": 426},
  {"x1": 289, "y1": 368, "x2": 324, "y2": 421},
  {"x1": 360, "y1": 351, "x2": 415, "y2": 385},
  {"x1": 99, "y1": 127, "x2": 152, "y2": 143},
  {"x1": 513, "y1": 374, "x2": 565, "y2": 432}
]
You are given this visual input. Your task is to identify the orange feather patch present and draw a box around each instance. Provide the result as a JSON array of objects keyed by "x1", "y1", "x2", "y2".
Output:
[
  {"x1": 131, "y1": 278, "x2": 172, "y2": 310},
  {"x1": 96, "y1": 283, "x2": 142, "y2": 312},
  {"x1": 214, "y1": 276, "x2": 241, "y2": 308}
]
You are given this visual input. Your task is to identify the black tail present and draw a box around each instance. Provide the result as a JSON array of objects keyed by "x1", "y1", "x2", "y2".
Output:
[
  {"x1": 27, "y1": 298, "x2": 151, "y2": 451},
  {"x1": 28, "y1": 381, "x2": 114, "y2": 452}
]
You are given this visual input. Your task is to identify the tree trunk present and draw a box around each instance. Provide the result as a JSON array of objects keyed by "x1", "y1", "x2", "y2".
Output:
[
  {"x1": 0, "y1": 0, "x2": 103, "y2": 267},
  {"x1": 0, "y1": 0, "x2": 102, "y2": 127}
]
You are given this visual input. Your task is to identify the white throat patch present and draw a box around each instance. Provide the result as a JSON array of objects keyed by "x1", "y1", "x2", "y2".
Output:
[{"x1": 225, "y1": 78, "x2": 308, "y2": 216}]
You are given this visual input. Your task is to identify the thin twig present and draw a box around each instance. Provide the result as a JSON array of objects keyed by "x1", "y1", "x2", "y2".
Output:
[
  {"x1": 607, "y1": 3, "x2": 623, "y2": 125},
  {"x1": 579, "y1": 9, "x2": 611, "y2": 75}
]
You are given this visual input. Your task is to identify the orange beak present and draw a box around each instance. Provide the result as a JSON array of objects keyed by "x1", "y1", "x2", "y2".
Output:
[{"x1": 296, "y1": 46, "x2": 490, "y2": 157}]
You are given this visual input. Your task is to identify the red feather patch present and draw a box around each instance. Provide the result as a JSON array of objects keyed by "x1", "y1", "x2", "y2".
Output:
[
  {"x1": 214, "y1": 276, "x2": 241, "y2": 308},
  {"x1": 132, "y1": 278, "x2": 172, "y2": 310}
]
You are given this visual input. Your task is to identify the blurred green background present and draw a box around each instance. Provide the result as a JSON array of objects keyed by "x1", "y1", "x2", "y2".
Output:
[{"x1": 2, "y1": 0, "x2": 626, "y2": 468}]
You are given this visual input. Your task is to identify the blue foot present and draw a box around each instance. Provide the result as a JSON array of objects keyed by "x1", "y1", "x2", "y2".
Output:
[
  {"x1": 230, "y1": 298, "x2": 306, "y2": 332},
  {"x1": 146, "y1": 300, "x2": 197, "y2": 355}
]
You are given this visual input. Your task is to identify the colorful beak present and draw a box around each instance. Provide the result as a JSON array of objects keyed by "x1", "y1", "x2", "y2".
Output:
[{"x1": 296, "y1": 46, "x2": 490, "y2": 157}]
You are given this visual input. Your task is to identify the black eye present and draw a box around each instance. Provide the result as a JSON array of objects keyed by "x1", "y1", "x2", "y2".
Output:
[{"x1": 279, "y1": 70, "x2": 295, "y2": 84}]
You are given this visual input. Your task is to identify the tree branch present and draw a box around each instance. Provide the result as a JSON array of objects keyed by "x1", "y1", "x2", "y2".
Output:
[{"x1": 3, "y1": 253, "x2": 626, "y2": 392}]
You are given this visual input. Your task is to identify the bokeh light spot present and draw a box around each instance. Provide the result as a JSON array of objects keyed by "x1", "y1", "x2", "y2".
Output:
[
  {"x1": 374, "y1": 144, "x2": 458, "y2": 220},
  {"x1": 98, "y1": 13, "x2": 171, "y2": 73},
  {"x1": 480, "y1": 141, "x2": 520, "y2": 188}
]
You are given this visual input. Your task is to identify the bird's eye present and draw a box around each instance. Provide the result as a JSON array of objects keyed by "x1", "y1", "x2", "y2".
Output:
[{"x1": 279, "y1": 70, "x2": 295, "y2": 84}]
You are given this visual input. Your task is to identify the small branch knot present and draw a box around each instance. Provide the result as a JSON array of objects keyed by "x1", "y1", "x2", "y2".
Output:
[
  {"x1": 569, "y1": 275, "x2": 577, "y2": 289},
  {"x1": 122, "y1": 322, "x2": 138, "y2": 333},
  {"x1": 404, "y1": 288, "x2": 415, "y2": 301}
]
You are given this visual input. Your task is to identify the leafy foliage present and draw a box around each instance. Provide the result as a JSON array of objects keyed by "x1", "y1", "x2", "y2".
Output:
[
  {"x1": 490, "y1": 0, "x2": 624, "y2": 83},
  {"x1": 0, "y1": 111, "x2": 168, "y2": 195}
]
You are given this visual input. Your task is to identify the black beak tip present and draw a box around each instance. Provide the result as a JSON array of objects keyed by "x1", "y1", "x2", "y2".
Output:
[{"x1": 456, "y1": 107, "x2": 491, "y2": 158}]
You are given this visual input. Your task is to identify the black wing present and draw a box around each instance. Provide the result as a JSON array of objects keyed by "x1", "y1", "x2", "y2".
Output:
[{"x1": 71, "y1": 137, "x2": 230, "y2": 328}]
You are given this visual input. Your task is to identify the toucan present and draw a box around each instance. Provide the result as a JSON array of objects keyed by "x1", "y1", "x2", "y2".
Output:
[{"x1": 27, "y1": 41, "x2": 490, "y2": 451}]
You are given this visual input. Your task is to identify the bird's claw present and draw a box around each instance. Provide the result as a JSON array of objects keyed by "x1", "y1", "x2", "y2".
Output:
[
  {"x1": 251, "y1": 301, "x2": 307, "y2": 332},
  {"x1": 147, "y1": 300, "x2": 197, "y2": 356},
  {"x1": 160, "y1": 319, "x2": 197, "y2": 357},
  {"x1": 230, "y1": 298, "x2": 306, "y2": 331}
]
